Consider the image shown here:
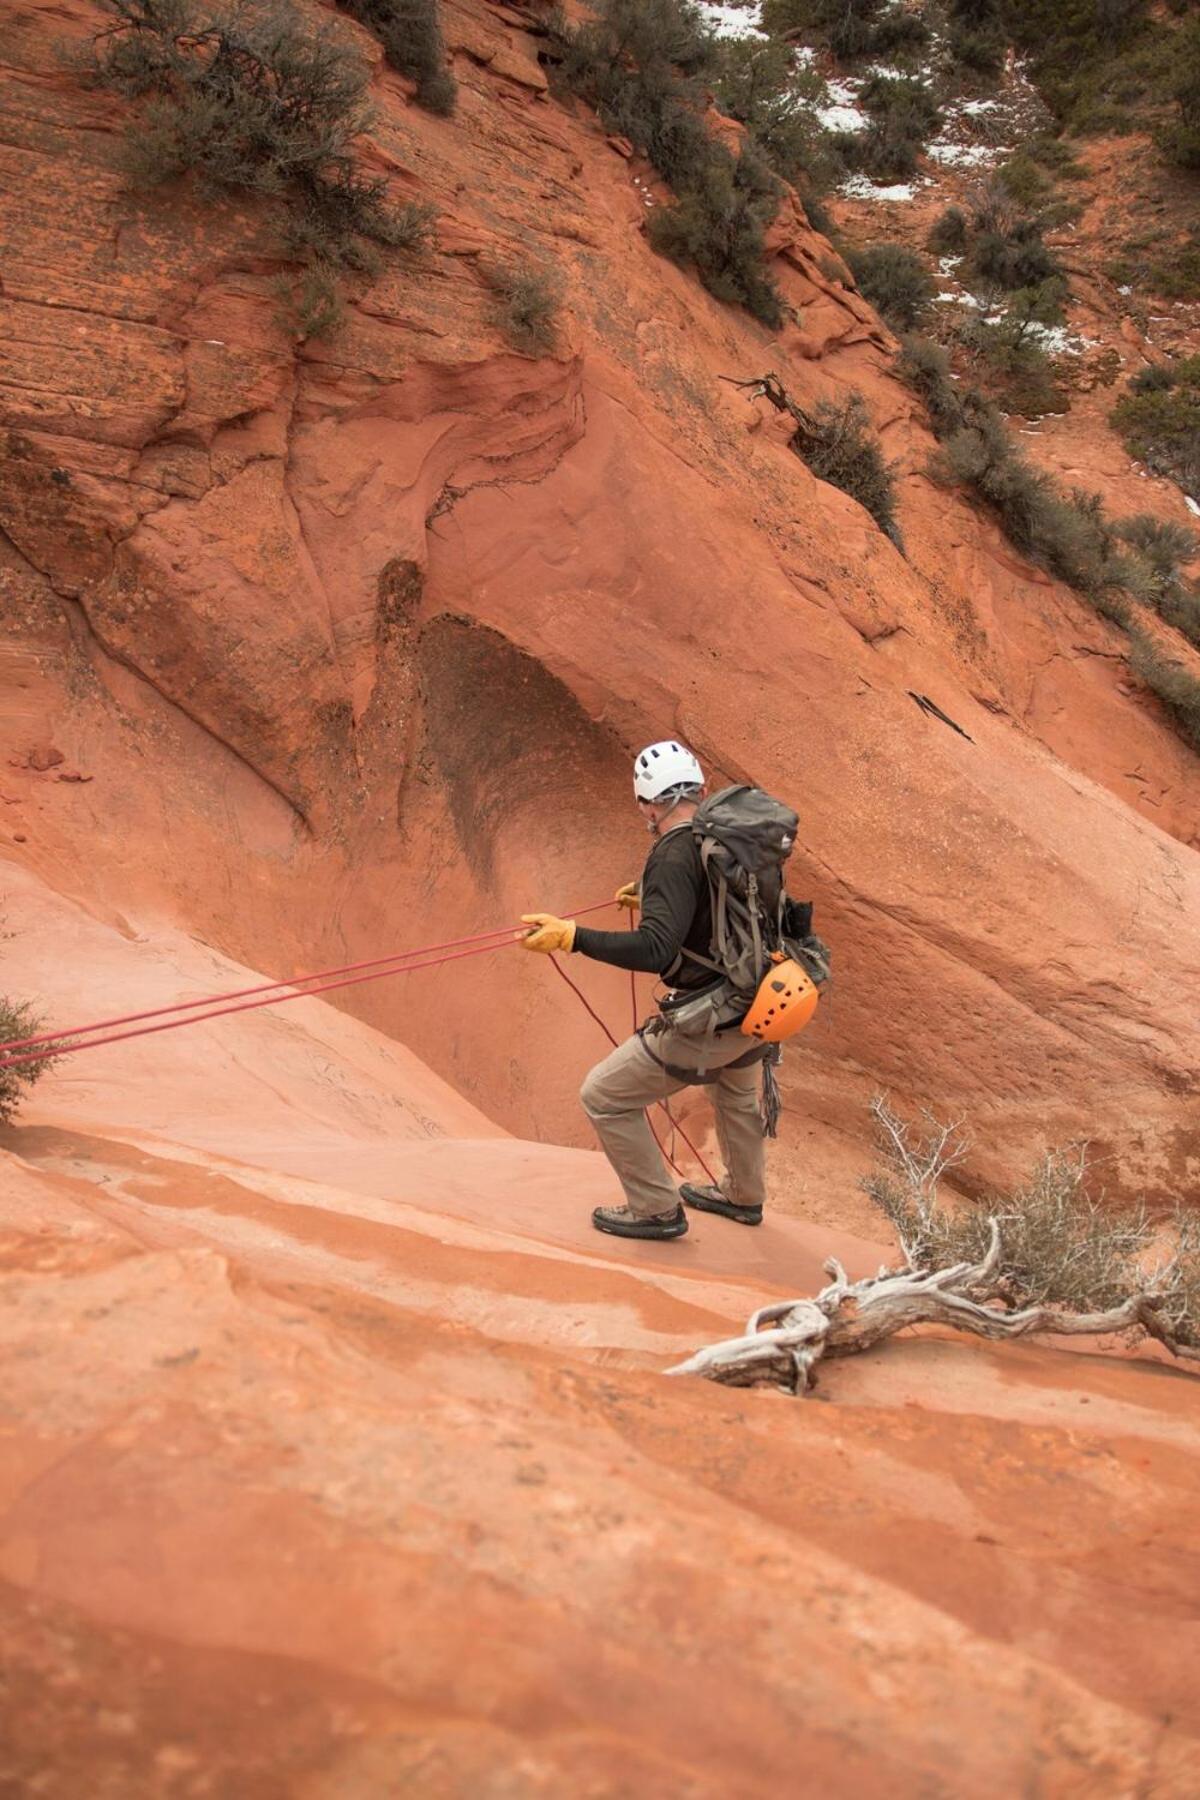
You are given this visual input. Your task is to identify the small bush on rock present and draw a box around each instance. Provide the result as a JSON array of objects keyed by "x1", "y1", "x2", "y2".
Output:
[
  {"x1": 791, "y1": 392, "x2": 901, "y2": 546},
  {"x1": 846, "y1": 242, "x2": 934, "y2": 330},
  {"x1": 555, "y1": 0, "x2": 782, "y2": 324},
  {"x1": 860, "y1": 1095, "x2": 1198, "y2": 1340},
  {"x1": 338, "y1": 0, "x2": 456, "y2": 116},
  {"x1": 1130, "y1": 633, "x2": 1200, "y2": 751},
  {"x1": 89, "y1": 0, "x2": 425, "y2": 298},
  {"x1": 1110, "y1": 356, "x2": 1200, "y2": 500},
  {"x1": 0, "y1": 998, "x2": 61, "y2": 1127},
  {"x1": 928, "y1": 204, "x2": 969, "y2": 256},
  {"x1": 488, "y1": 260, "x2": 563, "y2": 353}
]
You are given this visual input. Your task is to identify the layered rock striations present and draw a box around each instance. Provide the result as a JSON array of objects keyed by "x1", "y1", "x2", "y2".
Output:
[{"x1": 1, "y1": 0, "x2": 1198, "y2": 1204}]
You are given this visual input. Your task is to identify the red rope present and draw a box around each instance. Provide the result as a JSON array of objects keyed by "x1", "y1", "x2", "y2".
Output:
[
  {"x1": 1, "y1": 898, "x2": 616, "y2": 1066},
  {"x1": 0, "y1": 935, "x2": 532, "y2": 1072},
  {"x1": 5, "y1": 893, "x2": 720, "y2": 1193},
  {"x1": 548, "y1": 954, "x2": 718, "y2": 1185}
]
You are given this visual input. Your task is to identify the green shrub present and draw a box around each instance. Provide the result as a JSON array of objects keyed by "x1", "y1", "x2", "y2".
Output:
[
  {"x1": 1111, "y1": 356, "x2": 1200, "y2": 499},
  {"x1": 1115, "y1": 514, "x2": 1199, "y2": 578},
  {"x1": 1161, "y1": 13, "x2": 1200, "y2": 168},
  {"x1": 996, "y1": 151, "x2": 1050, "y2": 207},
  {"x1": 967, "y1": 214, "x2": 1062, "y2": 292},
  {"x1": 1130, "y1": 633, "x2": 1200, "y2": 751},
  {"x1": 790, "y1": 392, "x2": 901, "y2": 545},
  {"x1": 928, "y1": 204, "x2": 969, "y2": 256},
  {"x1": 1115, "y1": 515, "x2": 1200, "y2": 647},
  {"x1": 89, "y1": 0, "x2": 414, "y2": 277},
  {"x1": 846, "y1": 242, "x2": 934, "y2": 330},
  {"x1": 1130, "y1": 362, "x2": 1175, "y2": 395},
  {"x1": 846, "y1": 74, "x2": 941, "y2": 181},
  {"x1": 898, "y1": 334, "x2": 967, "y2": 434},
  {"x1": 489, "y1": 259, "x2": 563, "y2": 353},
  {"x1": 648, "y1": 146, "x2": 783, "y2": 324},
  {"x1": 949, "y1": 22, "x2": 1005, "y2": 77},
  {"x1": 947, "y1": 0, "x2": 1005, "y2": 77},
  {"x1": 273, "y1": 263, "x2": 345, "y2": 340},
  {"x1": 959, "y1": 310, "x2": 1066, "y2": 417},
  {"x1": 1149, "y1": 234, "x2": 1200, "y2": 302},
  {"x1": 556, "y1": 0, "x2": 782, "y2": 324},
  {"x1": 0, "y1": 998, "x2": 61, "y2": 1126},
  {"x1": 760, "y1": 0, "x2": 926, "y2": 64},
  {"x1": 713, "y1": 36, "x2": 838, "y2": 192},
  {"x1": 338, "y1": 0, "x2": 456, "y2": 116}
]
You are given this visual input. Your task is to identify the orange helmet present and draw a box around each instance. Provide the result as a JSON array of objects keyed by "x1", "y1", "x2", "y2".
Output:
[{"x1": 740, "y1": 956, "x2": 820, "y2": 1043}]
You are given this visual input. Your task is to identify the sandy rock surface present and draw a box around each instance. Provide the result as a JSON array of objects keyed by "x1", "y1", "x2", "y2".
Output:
[{"x1": 2, "y1": 881, "x2": 1199, "y2": 1795}]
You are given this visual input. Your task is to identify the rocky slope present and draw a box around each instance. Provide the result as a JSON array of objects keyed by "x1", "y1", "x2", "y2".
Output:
[
  {"x1": 2, "y1": 0, "x2": 1199, "y2": 1211},
  {"x1": 2, "y1": 867, "x2": 1199, "y2": 1794},
  {"x1": 3, "y1": 3, "x2": 1200, "y2": 1781}
]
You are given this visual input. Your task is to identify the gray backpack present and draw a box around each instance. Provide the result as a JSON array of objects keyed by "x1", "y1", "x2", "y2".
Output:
[{"x1": 662, "y1": 784, "x2": 831, "y2": 1037}]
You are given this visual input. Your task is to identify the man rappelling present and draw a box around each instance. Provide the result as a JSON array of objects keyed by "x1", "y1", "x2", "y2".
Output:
[{"x1": 520, "y1": 742, "x2": 829, "y2": 1241}]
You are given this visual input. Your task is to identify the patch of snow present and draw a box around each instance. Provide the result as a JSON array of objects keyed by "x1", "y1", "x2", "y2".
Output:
[
  {"x1": 936, "y1": 290, "x2": 985, "y2": 308},
  {"x1": 937, "y1": 257, "x2": 962, "y2": 278},
  {"x1": 961, "y1": 99, "x2": 999, "y2": 116},
  {"x1": 694, "y1": 2, "x2": 767, "y2": 40},
  {"x1": 927, "y1": 142, "x2": 1009, "y2": 167},
  {"x1": 1024, "y1": 322, "x2": 1098, "y2": 354},
  {"x1": 841, "y1": 174, "x2": 918, "y2": 201},
  {"x1": 1118, "y1": 285, "x2": 1133, "y2": 296},
  {"x1": 818, "y1": 78, "x2": 867, "y2": 133},
  {"x1": 1187, "y1": 495, "x2": 1200, "y2": 518}
]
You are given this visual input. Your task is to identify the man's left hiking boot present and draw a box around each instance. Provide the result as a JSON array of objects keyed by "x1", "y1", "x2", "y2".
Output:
[
  {"x1": 680, "y1": 1182, "x2": 763, "y2": 1226},
  {"x1": 592, "y1": 1204, "x2": 689, "y2": 1241}
]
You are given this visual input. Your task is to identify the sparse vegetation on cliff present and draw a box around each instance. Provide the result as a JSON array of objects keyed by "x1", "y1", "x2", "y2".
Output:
[
  {"x1": 552, "y1": 0, "x2": 783, "y2": 325},
  {"x1": 860, "y1": 1096, "x2": 1199, "y2": 1342},
  {"x1": 831, "y1": 73, "x2": 941, "y2": 182},
  {"x1": 338, "y1": 0, "x2": 457, "y2": 117},
  {"x1": 901, "y1": 336, "x2": 1200, "y2": 752},
  {"x1": 87, "y1": 0, "x2": 432, "y2": 336},
  {"x1": 760, "y1": 0, "x2": 929, "y2": 65},
  {"x1": 1129, "y1": 634, "x2": 1200, "y2": 752},
  {"x1": 845, "y1": 242, "x2": 933, "y2": 330},
  {"x1": 0, "y1": 999, "x2": 60, "y2": 1126},
  {"x1": 1110, "y1": 358, "x2": 1200, "y2": 504},
  {"x1": 488, "y1": 259, "x2": 563, "y2": 354}
]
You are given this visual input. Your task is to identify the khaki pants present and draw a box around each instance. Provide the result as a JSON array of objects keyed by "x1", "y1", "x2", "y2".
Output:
[{"x1": 580, "y1": 1027, "x2": 767, "y2": 1220}]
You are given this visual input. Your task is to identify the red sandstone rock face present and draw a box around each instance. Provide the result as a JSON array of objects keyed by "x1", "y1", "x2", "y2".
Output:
[
  {"x1": 0, "y1": 0, "x2": 1199, "y2": 1213},
  {"x1": 1, "y1": 877, "x2": 1199, "y2": 1794}
]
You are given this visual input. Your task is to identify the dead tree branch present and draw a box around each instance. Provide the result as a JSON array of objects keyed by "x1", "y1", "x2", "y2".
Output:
[{"x1": 667, "y1": 1219, "x2": 1200, "y2": 1395}]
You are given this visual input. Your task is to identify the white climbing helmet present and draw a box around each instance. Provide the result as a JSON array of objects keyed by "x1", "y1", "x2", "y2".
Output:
[{"x1": 633, "y1": 740, "x2": 704, "y2": 804}]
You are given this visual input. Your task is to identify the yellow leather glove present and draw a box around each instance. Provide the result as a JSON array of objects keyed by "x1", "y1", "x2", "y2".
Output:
[
  {"x1": 614, "y1": 881, "x2": 640, "y2": 912},
  {"x1": 519, "y1": 913, "x2": 577, "y2": 954}
]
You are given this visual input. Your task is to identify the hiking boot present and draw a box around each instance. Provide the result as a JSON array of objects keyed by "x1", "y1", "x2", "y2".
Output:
[
  {"x1": 680, "y1": 1182, "x2": 763, "y2": 1226},
  {"x1": 592, "y1": 1204, "x2": 689, "y2": 1241}
]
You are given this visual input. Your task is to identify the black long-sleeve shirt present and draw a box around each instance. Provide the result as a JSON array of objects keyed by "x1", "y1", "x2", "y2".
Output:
[{"x1": 573, "y1": 825, "x2": 715, "y2": 992}]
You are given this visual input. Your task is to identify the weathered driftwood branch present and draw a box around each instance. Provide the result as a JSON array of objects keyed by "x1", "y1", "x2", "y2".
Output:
[
  {"x1": 666, "y1": 1220, "x2": 1200, "y2": 1394},
  {"x1": 720, "y1": 371, "x2": 814, "y2": 438}
]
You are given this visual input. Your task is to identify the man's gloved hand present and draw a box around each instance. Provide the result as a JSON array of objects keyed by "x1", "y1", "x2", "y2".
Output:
[
  {"x1": 614, "y1": 881, "x2": 641, "y2": 912},
  {"x1": 519, "y1": 913, "x2": 577, "y2": 954}
]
